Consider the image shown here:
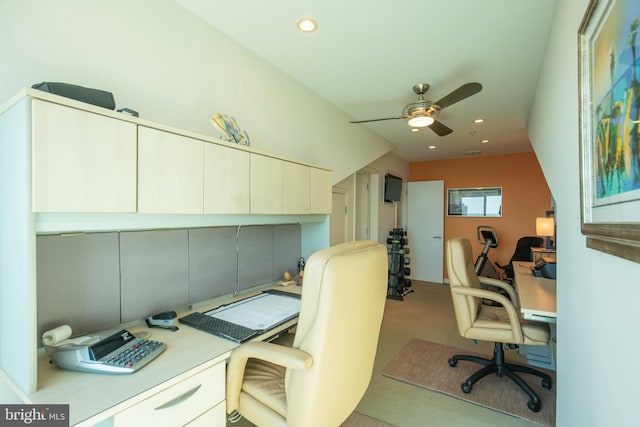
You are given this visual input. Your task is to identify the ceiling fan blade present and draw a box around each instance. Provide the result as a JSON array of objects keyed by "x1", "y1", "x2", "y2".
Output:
[
  {"x1": 429, "y1": 119, "x2": 453, "y2": 136},
  {"x1": 434, "y1": 82, "x2": 482, "y2": 109},
  {"x1": 349, "y1": 116, "x2": 406, "y2": 124}
]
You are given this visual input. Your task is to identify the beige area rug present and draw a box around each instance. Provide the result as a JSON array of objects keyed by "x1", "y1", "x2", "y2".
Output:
[
  {"x1": 382, "y1": 338, "x2": 555, "y2": 426},
  {"x1": 341, "y1": 411, "x2": 396, "y2": 427}
]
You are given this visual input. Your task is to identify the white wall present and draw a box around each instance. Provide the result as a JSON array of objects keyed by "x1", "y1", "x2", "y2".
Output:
[
  {"x1": 0, "y1": 0, "x2": 393, "y2": 184},
  {"x1": 334, "y1": 152, "x2": 408, "y2": 243},
  {"x1": 365, "y1": 153, "x2": 410, "y2": 242},
  {"x1": 528, "y1": 0, "x2": 640, "y2": 425}
]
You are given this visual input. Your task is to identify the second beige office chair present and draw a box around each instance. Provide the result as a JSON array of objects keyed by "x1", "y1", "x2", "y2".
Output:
[
  {"x1": 446, "y1": 236, "x2": 552, "y2": 412},
  {"x1": 226, "y1": 240, "x2": 388, "y2": 427}
]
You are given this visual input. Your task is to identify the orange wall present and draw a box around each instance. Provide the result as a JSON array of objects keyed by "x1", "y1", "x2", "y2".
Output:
[{"x1": 409, "y1": 152, "x2": 552, "y2": 276}]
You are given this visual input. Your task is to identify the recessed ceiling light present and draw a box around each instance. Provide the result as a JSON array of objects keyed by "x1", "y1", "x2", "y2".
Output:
[
  {"x1": 411, "y1": 128, "x2": 420, "y2": 132},
  {"x1": 481, "y1": 139, "x2": 489, "y2": 143},
  {"x1": 297, "y1": 18, "x2": 317, "y2": 32},
  {"x1": 474, "y1": 118, "x2": 485, "y2": 123},
  {"x1": 428, "y1": 145, "x2": 436, "y2": 149}
]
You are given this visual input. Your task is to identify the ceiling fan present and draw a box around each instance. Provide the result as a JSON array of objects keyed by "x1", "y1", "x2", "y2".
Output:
[{"x1": 349, "y1": 82, "x2": 482, "y2": 136}]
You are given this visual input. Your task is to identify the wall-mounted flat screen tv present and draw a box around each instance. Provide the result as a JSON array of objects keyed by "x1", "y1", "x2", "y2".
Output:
[{"x1": 384, "y1": 174, "x2": 403, "y2": 203}]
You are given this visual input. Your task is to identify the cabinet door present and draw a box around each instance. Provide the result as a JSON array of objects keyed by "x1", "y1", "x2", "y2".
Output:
[
  {"x1": 32, "y1": 100, "x2": 137, "y2": 212},
  {"x1": 204, "y1": 143, "x2": 250, "y2": 214},
  {"x1": 310, "y1": 168, "x2": 332, "y2": 214},
  {"x1": 250, "y1": 154, "x2": 284, "y2": 214},
  {"x1": 284, "y1": 162, "x2": 310, "y2": 214},
  {"x1": 138, "y1": 127, "x2": 204, "y2": 214}
]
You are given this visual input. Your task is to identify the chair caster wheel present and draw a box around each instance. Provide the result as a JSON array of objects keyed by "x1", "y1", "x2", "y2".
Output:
[
  {"x1": 461, "y1": 382, "x2": 472, "y2": 394},
  {"x1": 527, "y1": 400, "x2": 541, "y2": 412},
  {"x1": 448, "y1": 358, "x2": 457, "y2": 367},
  {"x1": 542, "y1": 377, "x2": 552, "y2": 389}
]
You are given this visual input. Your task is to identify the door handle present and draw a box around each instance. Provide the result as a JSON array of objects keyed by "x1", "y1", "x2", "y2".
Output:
[{"x1": 433, "y1": 235, "x2": 443, "y2": 239}]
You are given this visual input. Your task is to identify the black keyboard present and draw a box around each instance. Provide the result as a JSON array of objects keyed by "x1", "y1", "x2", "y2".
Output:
[{"x1": 179, "y1": 312, "x2": 257, "y2": 343}]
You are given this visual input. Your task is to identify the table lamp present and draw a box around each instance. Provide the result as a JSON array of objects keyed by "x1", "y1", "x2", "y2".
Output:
[{"x1": 536, "y1": 216, "x2": 555, "y2": 249}]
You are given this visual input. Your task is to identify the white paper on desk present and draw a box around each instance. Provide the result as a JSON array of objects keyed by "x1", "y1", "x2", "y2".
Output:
[
  {"x1": 42, "y1": 324, "x2": 100, "y2": 348},
  {"x1": 204, "y1": 293, "x2": 300, "y2": 331}
]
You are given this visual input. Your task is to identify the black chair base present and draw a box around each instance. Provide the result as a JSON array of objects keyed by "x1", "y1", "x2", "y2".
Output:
[{"x1": 448, "y1": 342, "x2": 552, "y2": 412}]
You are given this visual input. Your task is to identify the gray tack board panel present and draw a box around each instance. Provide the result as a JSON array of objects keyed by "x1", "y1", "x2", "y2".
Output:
[
  {"x1": 119, "y1": 229, "x2": 190, "y2": 323},
  {"x1": 238, "y1": 225, "x2": 274, "y2": 290},
  {"x1": 36, "y1": 224, "x2": 303, "y2": 337},
  {"x1": 188, "y1": 227, "x2": 238, "y2": 302},
  {"x1": 36, "y1": 232, "x2": 121, "y2": 339},
  {"x1": 236, "y1": 224, "x2": 301, "y2": 290},
  {"x1": 273, "y1": 224, "x2": 302, "y2": 279}
]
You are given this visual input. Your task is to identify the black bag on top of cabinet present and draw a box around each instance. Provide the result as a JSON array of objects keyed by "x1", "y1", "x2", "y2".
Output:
[{"x1": 31, "y1": 82, "x2": 116, "y2": 110}]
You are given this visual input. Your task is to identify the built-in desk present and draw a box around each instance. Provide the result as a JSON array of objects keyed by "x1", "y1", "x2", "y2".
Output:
[
  {"x1": 19, "y1": 285, "x2": 301, "y2": 426},
  {"x1": 513, "y1": 262, "x2": 556, "y2": 370}
]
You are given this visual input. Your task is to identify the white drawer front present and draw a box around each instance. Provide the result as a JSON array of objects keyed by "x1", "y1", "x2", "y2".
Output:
[
  {"x1": 113, "y1": 363, "x2": 224, "y2": 426},
  {"x1": 185, "y1": 401, "x2": 225, "y2": 427}
]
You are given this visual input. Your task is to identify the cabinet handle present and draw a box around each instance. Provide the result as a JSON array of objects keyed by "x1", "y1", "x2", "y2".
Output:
[{"x1": 154, "y1": 384, "x2": 202, "y2": 410}]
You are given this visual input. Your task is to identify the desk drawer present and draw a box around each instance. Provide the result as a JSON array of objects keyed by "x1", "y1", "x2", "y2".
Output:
[
  {"x1": 112, "y1": 362, "x2": 224, "y2": 426},
  {"x1": 186, "y1": 401, "x2": 225, "y2": 426}
]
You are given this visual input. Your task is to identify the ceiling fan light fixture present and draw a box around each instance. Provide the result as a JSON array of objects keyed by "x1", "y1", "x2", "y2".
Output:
[{"x1": 408, "y1": 115, "x2": 434, "y2": 128}]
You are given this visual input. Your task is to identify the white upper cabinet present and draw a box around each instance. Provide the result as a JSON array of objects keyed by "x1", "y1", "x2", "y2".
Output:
[
  {"x1": 250, "y1": 153, "x2": 331, "y2": 215},
  {"x1": 138, "y1": 127, "x2": 204, "y2": 214},
  {"x1": 310, "y1": 168, "x2": 332, "y2": 214},
  {"x1": 28, "y1": 93, "x2": 330, "y2": 218},
  {"x1": 283, "y1": 161, "x2": 311, "y2": 214},
  {"x1": 32, "y1": 100, "x2": 137, "y2": 212},
  {"x1": 204, "y1": 143, "x2": 250, "y2": 214},
  {"x1": 250, "y1": 154, "x2": 284, "y2": 214}
]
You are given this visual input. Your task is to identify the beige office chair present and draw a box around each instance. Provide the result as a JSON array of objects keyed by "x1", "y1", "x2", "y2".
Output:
[
  {"x1": 446, "y1": 237, "x2": 552, "y2": 412},
  {"x1": 226, "y1": 240, "x2": 388, "y2": 427}
]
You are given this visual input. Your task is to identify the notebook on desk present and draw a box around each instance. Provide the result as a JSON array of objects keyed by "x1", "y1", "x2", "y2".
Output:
[{"x1": 179, "y1": 289, "x2": 301, "y2": 343}]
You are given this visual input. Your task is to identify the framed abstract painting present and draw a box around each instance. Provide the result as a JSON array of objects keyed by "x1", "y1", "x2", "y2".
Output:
[{"x1": 578, "y1": 0, "x2": 640, "y2": 262}]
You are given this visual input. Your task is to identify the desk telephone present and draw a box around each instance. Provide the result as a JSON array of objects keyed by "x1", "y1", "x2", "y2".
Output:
[{"x1": 43, "y1": 326, "x2": 166, "y2": 374}]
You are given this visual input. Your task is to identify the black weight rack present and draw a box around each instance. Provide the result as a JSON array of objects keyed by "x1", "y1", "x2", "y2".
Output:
[{"x1": 386, "y1": 228, "x2": 413, "y2": 300}]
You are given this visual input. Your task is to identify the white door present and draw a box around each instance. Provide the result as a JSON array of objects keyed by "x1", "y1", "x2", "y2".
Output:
[
  {"x1": 330, "y1": 191, "x2": 347, "y2": 245},
  {"x1": 407, "y1": 180, "x2": 445, "y2": 283},
  {"x1": 355, "y1": 173, "x2": 370, "y2": 240}
]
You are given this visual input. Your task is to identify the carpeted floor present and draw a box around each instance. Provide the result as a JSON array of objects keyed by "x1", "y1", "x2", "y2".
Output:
[
  {"x1": 341, "y1": 411, "x2": 396, "y2": 427},
  {"x1": 382, "y1": 338, "x2": 556, "y2": 427},
  {"x1": 227, "y1": 410, "x2": 393, "y2": 427}
]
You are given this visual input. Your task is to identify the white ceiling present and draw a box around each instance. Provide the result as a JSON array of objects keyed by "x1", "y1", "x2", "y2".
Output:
[{"x1": 178, "y1": 0, "x2": 557, "y2": 162}]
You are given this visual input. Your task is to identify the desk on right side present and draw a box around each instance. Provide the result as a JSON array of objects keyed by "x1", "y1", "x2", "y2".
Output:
[{"x1": 513, "y1": 262, "x2": 557, "y2": 371}]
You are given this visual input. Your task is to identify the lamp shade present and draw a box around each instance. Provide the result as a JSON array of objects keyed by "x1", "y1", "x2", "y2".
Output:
[
  {"x1": 407, "y1": 115, "x2": 434, "y2": 127},
  {"x1": 536, "y1": 217, "x2": 554, "y2": 237}
]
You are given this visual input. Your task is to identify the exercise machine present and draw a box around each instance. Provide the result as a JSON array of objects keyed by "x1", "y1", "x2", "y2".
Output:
[
  {"x1": 474, "y1": 226, "x2": 500, "y2": 279},
  {"x1": 386, "y1": 228, "x2": 413, "y2": 300}
]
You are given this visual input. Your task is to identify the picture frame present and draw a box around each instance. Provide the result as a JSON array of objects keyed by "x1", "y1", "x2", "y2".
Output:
[
  {"x1": 447, "y1": 187, "x2": 502, "y2": 217},
  {"x1": 578, "y1": 0, "x2": 640, "y2": 263}
]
